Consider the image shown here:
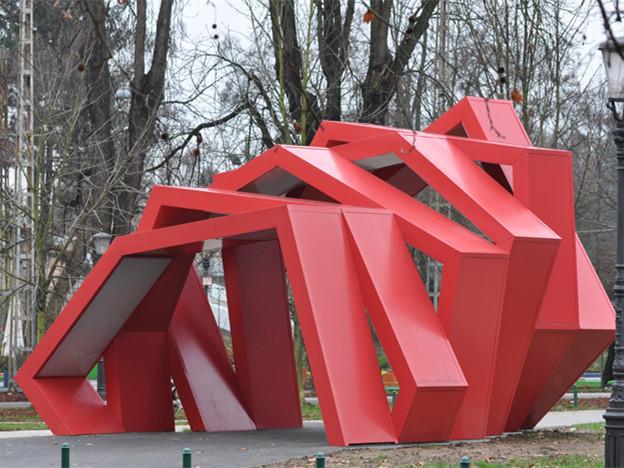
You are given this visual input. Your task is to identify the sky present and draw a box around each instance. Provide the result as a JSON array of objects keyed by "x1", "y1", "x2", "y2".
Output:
[{"x1": 180, "y1": 0, "x2": 251, "y2": 41}]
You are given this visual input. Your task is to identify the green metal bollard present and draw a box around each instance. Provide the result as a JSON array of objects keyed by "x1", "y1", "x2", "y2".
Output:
[
  {"x1": 573, "y1": 383, "x2": 578, "y2": 408},
  {"x1": 460, "y1": 455, "x2": 470, "y2": 467},
  {"x1": 182, "y1": 447, "x2": 191, "y2": 468},
  {"x1": 316, "y1": 452, "x2": 325, "y2": 468},
  {"x1": 61, "y1": 443, "x2": 70, "y2": 468}
]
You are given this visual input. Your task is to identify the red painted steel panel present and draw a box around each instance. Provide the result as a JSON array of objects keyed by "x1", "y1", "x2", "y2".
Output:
[
  {"x1": 510, "y1": 237, "x2": 615, "y2": 430},
  {"x1": 105, "y1": 331, "x2": 174, "y2": 432},
  {"x1": 505, "y1": 329, "x2": 576, "y2": 431},
  {"x1": 438, "y1": 253, "x2": 508, "y2": 440},
  {"x1": 169, "y1": 269, "x2": 255, "y2": 432},
  {"x1": 280, "y1": 206, "x2": 397, "y2": 445},
  {"x1": 25, "y1": 377, "x2": 124, "y2": 435},
  {"x1": 342, "y1": 208, "x2": 466, "y2": 442},
  {"x1": 576, "y1": 235, "x2": 616, "y2": 331},
  {"x1": 425, "y1": 97, "x2": 532, "y2": 146},
  {"x1": 214, "y1": 144, "x2": 503, "y2": 261},
  {"x1": 331, "y1": 131, "x2": 560, "y2": 434},
  {"x1": 223, "y1": 240, "x2": 301, "y2": 429},
  {"x1": 520, "y1": 330, "x2": 611, "y2": 430}
]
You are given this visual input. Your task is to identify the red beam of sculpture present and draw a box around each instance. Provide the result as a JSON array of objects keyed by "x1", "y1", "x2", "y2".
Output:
[{"x1": 16, "y1": 97, "x2": 614, "y2": 446}]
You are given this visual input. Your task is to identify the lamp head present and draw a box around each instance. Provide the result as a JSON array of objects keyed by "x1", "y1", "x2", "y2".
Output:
[
  {"x1": 92, "y1": 232, "x2": 113, "y2": 256},
  {"x1": 600, "y1": 37, "x2": 624, "y2": 101}
]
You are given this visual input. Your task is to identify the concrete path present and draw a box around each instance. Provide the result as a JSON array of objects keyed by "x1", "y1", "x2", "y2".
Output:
[
  {"x1": 0, "y1": 409, "x2": 609, "y2": 468},
  {"x1": 0, "y1": 402, "x2": 30, "y2": 409},
  {"x1": 562, "y1": 392, "x2": 611, "y2": 400},
  {"x1": 535, "y1": 409, "x2": 605, "y2": 428},
  {"x1": 0, "y1": 421, "x2": 338, "y2": 468}
]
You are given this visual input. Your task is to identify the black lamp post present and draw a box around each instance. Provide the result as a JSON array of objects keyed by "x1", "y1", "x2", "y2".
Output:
[
  {"x1": 200, "y1": 257, "x2": 211, "y2": 280},
  {"x1": 92, "y1": 231, "x2": 112, "y2": 400},
  {"x1": 601, "y1": 37, "x2": 624, "y2": 467}
]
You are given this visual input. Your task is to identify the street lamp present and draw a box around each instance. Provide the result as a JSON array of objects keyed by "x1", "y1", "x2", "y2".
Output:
[
  {"x1": 600, "y1": 36, "x2": 624, "y2": 467},
  {"x1": 92, "y1": 232, "x2": 113, "y2": 261},
  {"x1": 91, "y1": 231, "x2": 112, "y2": 400},
  {"x1": 200, "y1": 256, "x2": 211, "y2": 278}
]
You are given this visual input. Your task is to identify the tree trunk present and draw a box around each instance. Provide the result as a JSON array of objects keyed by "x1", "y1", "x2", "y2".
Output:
[
  {"x1": 317, "y1": 0, "x2": 354, "y2": 122},
  {"x1": 269, "y1": 0, "x2": 321, "y2": 144},
  {"x1": 114, "y1": 0, "x2": 174, "y2": 235},
  {"x1": 81, "y1": 0, "x2": 114, "y2": 232},
  {"x1": 361, "y1": 0, "x2": 439, "y2": 125}
]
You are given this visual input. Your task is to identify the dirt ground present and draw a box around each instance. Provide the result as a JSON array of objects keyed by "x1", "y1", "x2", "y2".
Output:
[
  {"x1": 0, "y1": 392, "x2": 28, "y2": 402},
  {"x1": 262, "y1": 428, "x2": 603, "y2": 467},
  {"x1": 263, "y1": 396, "x2": 609, "y2": 467},
  {"x1": 553, "y1": 397, "x2": 609, "y2": 411}
]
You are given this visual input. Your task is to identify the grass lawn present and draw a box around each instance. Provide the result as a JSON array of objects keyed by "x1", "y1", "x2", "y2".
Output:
[
  {"x1": 574, "y1": 422, "x2": 606, "y2": 432},
  {"x1": 0, "y1": 402, "x2": 324, "y2": 431},
  {"x1": 0, "y1": 422, "x2": 48, "y2": 431},
  {"x1": 432, "y1": 456, "x2": 604, "y2": 467},
  {"x1": 0, "y1": 407, "x2": 42, "y2": 423},
  {"x1": 301, "y1": 402, "x2": 322, "y2": 420}
]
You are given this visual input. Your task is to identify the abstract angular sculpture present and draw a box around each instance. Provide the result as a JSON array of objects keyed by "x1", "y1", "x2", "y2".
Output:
[{"x1": 16, "y1": 97, "x2": 614, "y2": 446}]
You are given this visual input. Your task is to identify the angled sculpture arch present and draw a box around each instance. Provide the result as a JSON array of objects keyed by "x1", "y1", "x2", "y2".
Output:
[{"x1": 16, "y1": 97, "x2": 614, "y2": 446}]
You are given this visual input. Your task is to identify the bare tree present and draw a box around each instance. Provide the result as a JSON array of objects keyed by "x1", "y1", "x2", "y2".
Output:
[
  {"x1": 0, "y1": 0, "x2": 184, "y2": 340},
  {"x1": 360, "y1": 0, "x2": 438, "y2": 124},
  {"x1": 114, "y1": 0, "x2": 174, "y2": 235}
]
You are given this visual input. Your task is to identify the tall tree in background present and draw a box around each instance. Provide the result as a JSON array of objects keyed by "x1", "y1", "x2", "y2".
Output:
[
  {"x1": 210, "y1": 0, "x2": 440, "y2": 152},
  {"x1": 360, "y1": 0, "x2": 438, "y2": 124},
  {"x1": 317, "y1": 0, "x2": 354, "y2": 122},
  {"x1": 0, "y1": 0, "x2": 180, "y2": 339},
  {"x1": 115, "y1": 0, "x2": 174, "y2": 235},
  {"x1": 78, "y1": 0, "x2": 175, "y2": 236}
]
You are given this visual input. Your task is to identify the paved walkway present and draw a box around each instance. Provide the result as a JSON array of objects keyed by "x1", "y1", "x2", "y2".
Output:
[
  {"x1": 0, "y1": 421, "x2": 337, "y2": 468},
  {"x1": 535, "y1": 409, "x2": 605, "y2": 428},
  {"x1": 0, "y1": 407, "x2": 609, "y2": 468},
  {"x1": 562, "y1": 391, "x2": 611, "y2": 400}
]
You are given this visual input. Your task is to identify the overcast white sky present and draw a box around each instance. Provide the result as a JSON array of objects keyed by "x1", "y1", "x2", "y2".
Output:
[{"x1": 180, "y1": 0, "x2": 251, "y2": 40}]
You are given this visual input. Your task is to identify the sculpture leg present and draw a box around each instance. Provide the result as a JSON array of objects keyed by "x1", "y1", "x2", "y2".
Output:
[{"x1": 223, "y1": 239, "x2": 301, "y2": 429}]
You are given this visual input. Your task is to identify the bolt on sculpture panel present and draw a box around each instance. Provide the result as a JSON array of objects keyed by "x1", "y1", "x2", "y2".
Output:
[{"x1": 15, "y1": 97, "x2": 614, "y2": 446}]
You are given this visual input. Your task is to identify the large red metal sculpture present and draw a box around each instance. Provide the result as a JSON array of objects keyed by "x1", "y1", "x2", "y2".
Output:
[{"x1": 15, "y1": 97, "x2": 614, "y2": 446}]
